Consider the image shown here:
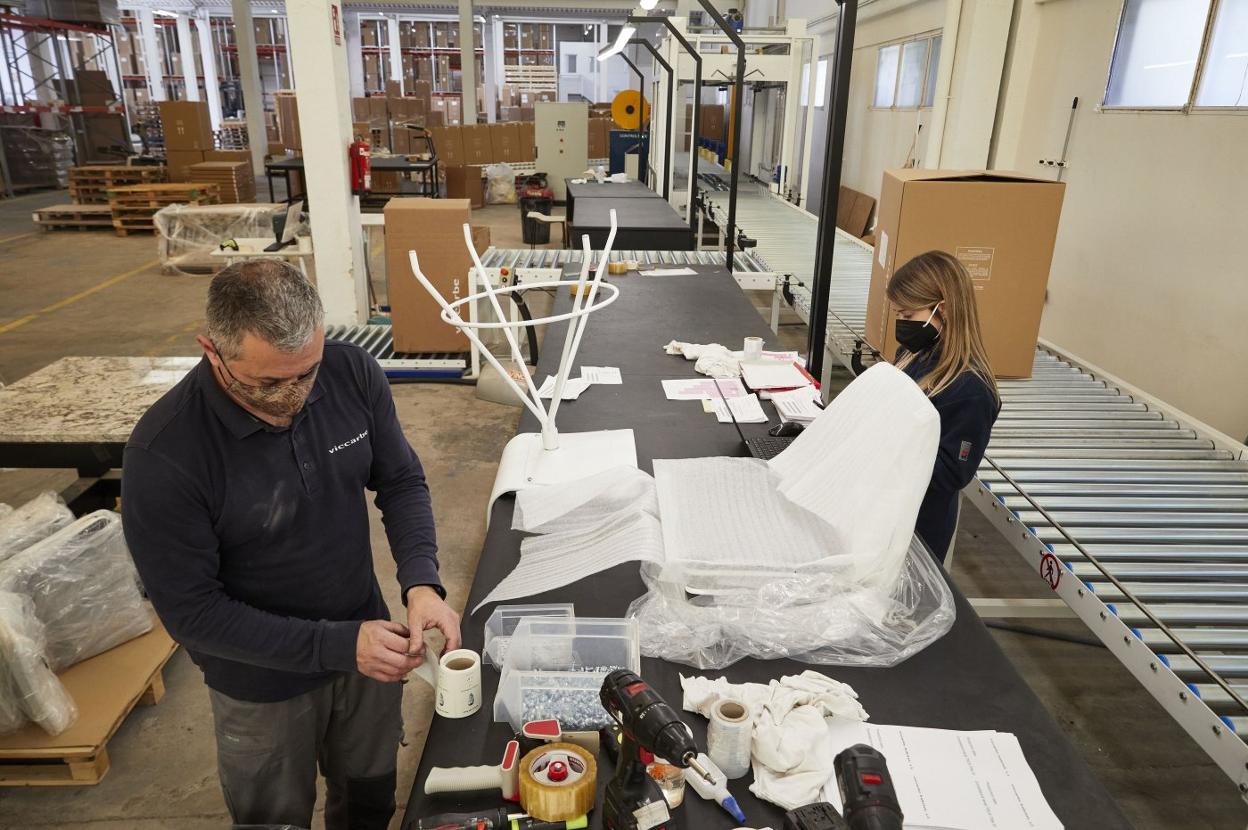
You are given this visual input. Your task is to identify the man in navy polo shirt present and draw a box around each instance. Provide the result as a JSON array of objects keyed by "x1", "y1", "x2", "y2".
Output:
[{"x1": 122, "y1": 260, "x2": 460, "y2": 830}]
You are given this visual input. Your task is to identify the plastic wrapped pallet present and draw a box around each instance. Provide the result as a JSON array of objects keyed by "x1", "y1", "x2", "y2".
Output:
[
  {"x1": 154, "y1": 203, "x2": 296, "y2": 276},
  {"x1": 0, "y1": 511, "x2": 152, "y2": 672},
  {"x1": 0, "y1": 591, "x2": 77, "y2": 735},
  {"x1": 0, "y1": 492, "x2": 74, "y2": 565}
]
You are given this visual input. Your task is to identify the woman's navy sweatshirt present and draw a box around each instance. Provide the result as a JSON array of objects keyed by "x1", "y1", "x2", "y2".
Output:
[{"x1": 899, "y1": 348, "x2": 1000, "y2": 562}]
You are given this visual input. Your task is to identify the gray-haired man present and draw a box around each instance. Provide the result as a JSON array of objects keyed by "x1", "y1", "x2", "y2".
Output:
[{"x1": 122, "y1": 260, "x2": 460, "y2": 829}]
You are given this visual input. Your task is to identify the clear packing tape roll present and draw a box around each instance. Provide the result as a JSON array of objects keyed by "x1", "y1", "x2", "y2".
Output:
[{"x1": 707, "y1": 698, "x2": 752, "y2": 780}]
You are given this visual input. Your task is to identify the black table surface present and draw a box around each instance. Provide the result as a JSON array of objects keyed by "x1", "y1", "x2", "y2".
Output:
[
  {"x1": 403, "y1": 266, "x2": 1130, "y2": 829},
  {"x1": 571, "y1": 198, "x2": 692, "y2": 234},
  {"x1": 566, "y1": 180, "x2": 661, "y2": 201}
]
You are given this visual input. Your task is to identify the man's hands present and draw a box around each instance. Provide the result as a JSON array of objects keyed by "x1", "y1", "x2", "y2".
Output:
[
  {"x1": 405, "y1": 585, "x2": 462, "y2": 664},
  {"x1": 356, "y1": 620, "x2": 424, "y2": 682},
  {"x1": 354, "y1": 588, "x2": 461, "y2": 683}
]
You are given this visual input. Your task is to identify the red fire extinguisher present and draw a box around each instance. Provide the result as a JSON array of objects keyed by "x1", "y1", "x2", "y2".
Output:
[{"x1": 350, "y1": 138, "x2": 371, "y2": 194}]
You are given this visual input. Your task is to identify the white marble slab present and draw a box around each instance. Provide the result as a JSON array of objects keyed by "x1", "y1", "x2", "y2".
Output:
[{"x1": 0, "y1": 357, "x2": 197, "y2": 444}]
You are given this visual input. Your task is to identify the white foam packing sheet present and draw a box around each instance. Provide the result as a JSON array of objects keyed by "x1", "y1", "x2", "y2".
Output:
[
  {"x1": 473, "y1": 508, "x2": 665, "y2": 614},
  {"x1": 769, "y1": 363, "x2": 939, "y2": 590},
  {"x1": 512, "y1": 466, "x2": 657, "y2": 535},
  {"x1": 653, "y1": 457, "x2": 854, "y2": 584}
]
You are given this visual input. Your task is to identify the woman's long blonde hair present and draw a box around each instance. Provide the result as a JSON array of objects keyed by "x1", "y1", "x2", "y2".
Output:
[{"x1": 887, "y1": 250, "x2": 999, "y2": 402}]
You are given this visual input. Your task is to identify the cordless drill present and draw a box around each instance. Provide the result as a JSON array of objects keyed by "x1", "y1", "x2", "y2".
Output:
[
  {"x1": 833, "y1": 744, "x2": 903, "y2": 830},
  {"x1": 599, "y1": 669, "x2": 715, "y2": 830}
]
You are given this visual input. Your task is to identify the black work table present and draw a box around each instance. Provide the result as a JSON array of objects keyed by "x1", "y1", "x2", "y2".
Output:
[
  {"x1": 570, "y1": 198, "x2": 693, "y2": 251},
  {"x1": 565, "y1": 179, "x2": 661, "y2": 223},
  {"x1": 402, "y1": 266, "x2": 1129, "y2": 829},
  {"x1": 265, "y1": 155, "x2": 438, "y2": 203}
]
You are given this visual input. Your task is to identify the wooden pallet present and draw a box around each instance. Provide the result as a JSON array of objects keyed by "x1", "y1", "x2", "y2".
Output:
[
  {"x1": 69, "y1": 166, "x2": 166, "y2": 204},
  {"x1": 0, "y1": 626, "x2": 176, "y2": 786},
  {"x1": 32, "y1": 204, "x2": 115, "y2": 231}
]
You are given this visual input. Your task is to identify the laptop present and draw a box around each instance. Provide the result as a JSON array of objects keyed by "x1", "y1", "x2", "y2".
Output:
[{"x1": 713, "y1": 378, "x2": 796, "y2": 461}]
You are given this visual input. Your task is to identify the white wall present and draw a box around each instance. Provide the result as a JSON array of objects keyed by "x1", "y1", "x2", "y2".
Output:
[{"x1": 993, "y1": 0, "x2": 1248, "y2": 440}]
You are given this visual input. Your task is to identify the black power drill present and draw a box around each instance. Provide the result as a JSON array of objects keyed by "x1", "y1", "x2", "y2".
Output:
[
  {"x1": 599, "y1": 670, "x2": 715, "y2": 830},
  {"x1": 833, "y1": 744, "x2": 903, "y2": 830}
]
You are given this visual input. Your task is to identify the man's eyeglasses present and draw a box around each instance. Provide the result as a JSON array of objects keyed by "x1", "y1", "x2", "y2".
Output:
[{"x1": 210, "y1": 340, "x2": 318, "y2": 394}]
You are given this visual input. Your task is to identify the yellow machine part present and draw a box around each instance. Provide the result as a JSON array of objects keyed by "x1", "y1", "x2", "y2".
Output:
[{"x1": 611, "y1": 90, "x2": 651, "y2": 130}]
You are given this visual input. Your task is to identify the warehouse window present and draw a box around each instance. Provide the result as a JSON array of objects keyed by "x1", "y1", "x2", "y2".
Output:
[
  {"x1": 800, "y1": 62, "x2": 810, "y2": 107},
  {"x1": 814, "y1": 58, "x2": 829, "y2": 107},
  {"x1": 1106, "y1": 0, "x2": 1248, "y2": 109},
  {"x1": 873, "y1": 34, "x2": 941, "y2": 110}
]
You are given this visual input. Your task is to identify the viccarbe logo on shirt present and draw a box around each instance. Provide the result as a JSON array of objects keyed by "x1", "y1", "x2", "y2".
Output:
[{"x1": 328, "y1": 429, "x2": 369, "y2": 454}]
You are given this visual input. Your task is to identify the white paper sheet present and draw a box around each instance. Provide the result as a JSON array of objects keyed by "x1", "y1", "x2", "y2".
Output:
[
  {"x1": 740, "y1": 360, "x2": 811, "y2": 391},
  {"x1": 662, "y1": 377, "x2": 747, "y2": 401},
  {"x1": 641, "y1": 267, "x2": 698, "y2": 277},
  {"x1": 473, "y1": 509, "x2": 666, "y2": 613},
  {"x1": 537, "y1": 376, "x2": 591, "y2": 400},
  {"x1": 821, "y1": 721, "x2": 1063, "y2": 830},
  {"x1": 709, "y1": 393, "x2": 768, "y2": 424},
  {"x1": 772, "y1": 387, "x2": 823, "y2": 423},
  {"x1": 769, "y1": 363, "x2": 939, "y2": 590},
  {"x1": 580, "y1": 366, "x2": 622, "y2": 385}
]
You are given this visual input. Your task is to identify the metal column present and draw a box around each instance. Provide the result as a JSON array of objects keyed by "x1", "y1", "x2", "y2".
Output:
[{"x1": 629, "y1": 37, "x2": 672, "y2": 201}]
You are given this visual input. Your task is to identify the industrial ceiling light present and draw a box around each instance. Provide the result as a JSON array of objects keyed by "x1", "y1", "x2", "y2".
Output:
[
  {"x1": 638, "y1": 0, "x2": 660, "y2": 9},
  {"x1": 597, "y1": 24, "x2": 635, "y2": 61}
]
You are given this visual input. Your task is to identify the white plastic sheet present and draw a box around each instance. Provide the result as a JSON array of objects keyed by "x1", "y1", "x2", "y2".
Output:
[
  {"x1": 0, "y1": 511, "x2": 152, "y2": 671},
  {"x1": 0, "y1": 591, "x2": 77, "y2": 736},
  {"x1": 512, "y1": 466, "x2": 656, "y2": 535},
  {"x1": 0, "y1": 492, "x2": 74, "y2": 565}
]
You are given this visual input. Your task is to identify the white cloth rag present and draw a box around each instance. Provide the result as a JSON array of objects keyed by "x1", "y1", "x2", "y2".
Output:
[
  {"x1": 681, "y1": 671, "x2": 868, "y2": 810},
  {"x1": 663, "y1": 340, "x2": 741, "y2": 378}
]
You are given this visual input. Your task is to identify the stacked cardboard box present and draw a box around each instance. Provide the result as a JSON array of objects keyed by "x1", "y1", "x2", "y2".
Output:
[
  {"x1": 160, "y1": 100, "x2": 214, "y2": 183},
  {"x1": 429, "y1": 126, "x2": 465, "y2": 166},
  {"x1": 459, "y1": 125, "x2": 492, "y2": 165},
  {"x1": 444, "y1": 165, "x2": 485, "y2": 208},
  {"x1": 864, "y1": 169, "x2": 1066, "y2": 379},
  {"x1": 588, "y1": 117, "x2": 611, "y2": 160},
  {"x1": 187, "y1": 161, "x2": 256, "y2": 204},
  {"x1": 275, "y1": 91, "x2": 300, "y2": 151}
]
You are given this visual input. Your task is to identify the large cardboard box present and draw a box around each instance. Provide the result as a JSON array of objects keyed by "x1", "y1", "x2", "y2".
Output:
[
  {"x1": 159, "y1": 101, "x2": 213, "y2": 151},
  {"x1": 490, "y1": 123, "x2": 521, "y2": 163},
  {"x1": 588, "y1": 117, "x2": 610, "y2": 159},
  {"x1": 165, "y1": 149, "x2": 205, "y2": 181},
  {"x1": 204, "y1": 149, "x2": 251, "y2": 164},
  {"x1": 445, "y1": 164, "x2": 485, "y2": 208},
  {"x1": 353, "y1": 98, "x2": 370, "y2": 122},
  {"x1": 517, "y1": 122, "x2": 535, "y2": 162},
  {"x1": 864, "y1": 169, "x2": 1066, "y2": 379},
  {"x1": 460, "y1": 124, "x2": 493, "y2": 164},
  {"x1": 275, "y1": 93, "x2": 300, "y2": 150},
  {"x1": 384, "y1": 198, "x2": 476, "y2": 353},
  {"x1": 836, "y1": 186, "x2": 876, "y2": 238},
  {"x1": 410, "y1": 80, "x2": 433, "y2": 110},
  {"x1": 367, "y1": 96, "x2": 389, "y2": 125},
  {"x1": 429, "y1": 125, "x2": 464, "y2": 166}
]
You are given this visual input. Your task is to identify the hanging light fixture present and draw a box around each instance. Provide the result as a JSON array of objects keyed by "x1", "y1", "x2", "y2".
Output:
[{"x1": 596, "y1": 24, "x2": 635, "y2": 61}]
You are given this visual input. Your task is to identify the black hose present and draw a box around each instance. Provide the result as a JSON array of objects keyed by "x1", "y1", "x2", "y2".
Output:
[
  {"x1": 985, "y1": 620, "x2": 1105, "y2": 649},
  {"x1": 512, "y1": 291, "x2": 539, "y2": 365}
]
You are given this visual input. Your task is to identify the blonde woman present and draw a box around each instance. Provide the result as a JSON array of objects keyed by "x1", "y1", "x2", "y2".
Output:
[{"x1": 887, "y1": 250, "x2": 1001, "y2": 564}]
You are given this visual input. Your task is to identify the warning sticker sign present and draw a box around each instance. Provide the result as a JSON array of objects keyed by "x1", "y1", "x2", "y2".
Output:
[{"x1": 955, "y1": 246, "x2": 995, "y2": 281}]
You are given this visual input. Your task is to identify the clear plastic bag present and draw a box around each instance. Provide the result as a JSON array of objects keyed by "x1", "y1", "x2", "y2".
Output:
[
  {"x1": 0, "y1": 492, "x2": 74, "y2": 565},
  {"x1": 626, "y1": 536, "x2": 956, "y2": 670},
  {"x1": 0, "y1": 591, "x2": 78, "y2": 736},
  {"x1": 154, "y1": 203, "x2": 297, "y2": 276},
  {"x1": 0, "y1": 511, "x2": 152, "y2": 672},
  {"x1": 484, "y1": 163, "x2": 516, "y2": 204}
]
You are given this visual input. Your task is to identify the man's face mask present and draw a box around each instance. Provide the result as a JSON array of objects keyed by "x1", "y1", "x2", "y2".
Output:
[{"x1": 212, "y1": 342, "x2": 318, "y2": 419}]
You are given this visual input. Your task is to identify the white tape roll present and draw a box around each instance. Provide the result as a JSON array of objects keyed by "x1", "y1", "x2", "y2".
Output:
[
  {"x1": 743, "y1": 336, "x2": 764, "y2": 361},
  {"x1": 707, "y1": 698, "x2": 752, "y2": 780},
  {"x1": 413, "y1": 647, "x2": 483, "y2": 719}
]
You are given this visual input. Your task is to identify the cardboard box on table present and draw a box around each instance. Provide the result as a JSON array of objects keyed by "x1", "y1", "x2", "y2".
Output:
[
  {"x1": 863, "y1": 169, "x2": 1066, "y2": 379},
  {"x1": 384, "y1": 198, "x2": 490, "y2": 353}
]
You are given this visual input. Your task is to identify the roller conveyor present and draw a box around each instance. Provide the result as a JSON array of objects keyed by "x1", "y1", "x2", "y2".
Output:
[{"x1": 765, "y1": 212, "x2": 1248, "y2": 794}]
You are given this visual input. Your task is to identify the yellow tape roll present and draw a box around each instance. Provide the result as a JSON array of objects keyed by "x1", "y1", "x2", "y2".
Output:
[
  {"x1": 518, "y1": 742, "x2": 597, "y2": 821},
  {"x1": 611, "y1": 89, "x2": 651, "y2": 130}
]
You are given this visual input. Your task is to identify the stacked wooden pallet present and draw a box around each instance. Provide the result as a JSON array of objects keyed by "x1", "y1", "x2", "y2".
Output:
[
  {"x1": 32, "y1": 204, "x2": 115, "y2": 231},
  {"x1": 68, "y1": 165, "x2": 167, "y2": 204},
  {"x1": 107, "y1": 183, "x2": 220, "y2": 236},
  {"x1": 187, "y1": 161, "x2": 256, "y2": 204}
]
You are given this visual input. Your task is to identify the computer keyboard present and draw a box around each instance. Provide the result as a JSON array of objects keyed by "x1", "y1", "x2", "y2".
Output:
[{"x1": 746, "y1": 436, "x2": 795, "y2": 461}]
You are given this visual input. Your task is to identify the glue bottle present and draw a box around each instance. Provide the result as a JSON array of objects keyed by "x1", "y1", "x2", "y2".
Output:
[{"x1": 685, "y1": 752, "x2": 747, "y2": 824}]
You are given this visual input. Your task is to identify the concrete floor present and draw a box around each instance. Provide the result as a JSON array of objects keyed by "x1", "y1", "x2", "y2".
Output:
[{"x1": 0, "y1": 192, "x2": 1245, "y2": 829}]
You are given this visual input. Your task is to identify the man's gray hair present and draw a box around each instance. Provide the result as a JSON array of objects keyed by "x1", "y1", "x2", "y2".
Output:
[{"x1": 206, "y1": 260, "x2": 324, "y2": 359}]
